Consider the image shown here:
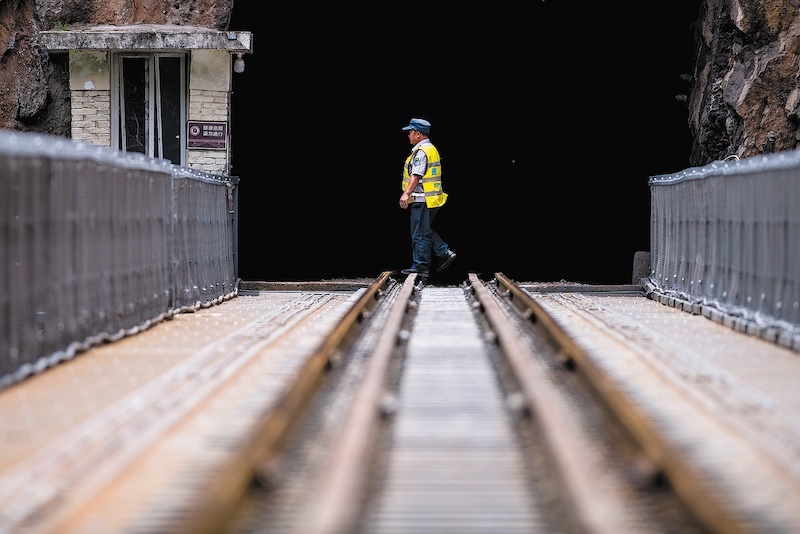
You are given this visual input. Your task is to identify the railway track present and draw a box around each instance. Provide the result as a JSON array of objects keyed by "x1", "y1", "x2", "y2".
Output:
[{"x1": 1, "y1": 273, "x2": 799, "y2": 533}]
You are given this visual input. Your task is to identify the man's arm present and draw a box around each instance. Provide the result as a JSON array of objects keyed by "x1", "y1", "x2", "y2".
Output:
[{"x1": 400, "y1": 174, "x2": 421, "y2": 209}]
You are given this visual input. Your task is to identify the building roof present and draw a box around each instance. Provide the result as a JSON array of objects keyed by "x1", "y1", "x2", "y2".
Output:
[{"x1": 40, "y1": 24, "x2": 252, "y2": 53}]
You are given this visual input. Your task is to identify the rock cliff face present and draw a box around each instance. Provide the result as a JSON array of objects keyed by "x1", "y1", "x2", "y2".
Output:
[
  {"x1": 0, "y1": 0, "x2": 68, "y2": 134},
  {"x1": 688, "y1": 0, "x2": 800, "y2": 164},
  {"x1": 0, "y1": 0, "x2": 233, "y2": 134},
  {"x1": 2, "y1": 1, "x2": 800, "y2": 167}
]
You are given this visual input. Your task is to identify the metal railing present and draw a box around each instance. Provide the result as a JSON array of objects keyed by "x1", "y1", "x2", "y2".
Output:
[
  {"x1": 647, "y1": 150, "x2": 800, "y2": 350},
  {"x1": 0, "y1": 130, "x2": 239, "y2": 389},
  {"x1": 4, "y1": 127, "x2": 798, "y2": 388}
]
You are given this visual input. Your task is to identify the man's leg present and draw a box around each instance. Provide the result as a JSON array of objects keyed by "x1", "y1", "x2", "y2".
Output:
[
  {"x1": 407, "y1": 203, "x2": 425, "y2": 271},
  {"x1": 431, "y1": 229, "x2": 448, "y2": 258},
  {"x1": 412, "y1": 205, "x2": 437, "y2": 275},
  {"x1": 429, "y1": 210, "x2": 456, "y2": 272}
]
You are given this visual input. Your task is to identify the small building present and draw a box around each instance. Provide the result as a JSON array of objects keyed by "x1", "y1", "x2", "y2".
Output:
[{"x1": 40, "y1": 24, "x2": 253, "y2": 177}]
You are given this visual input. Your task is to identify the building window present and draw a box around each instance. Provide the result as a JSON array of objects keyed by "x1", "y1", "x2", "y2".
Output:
[{"x1": 112, "y1": 53, "x2": 187, "y2": 166}]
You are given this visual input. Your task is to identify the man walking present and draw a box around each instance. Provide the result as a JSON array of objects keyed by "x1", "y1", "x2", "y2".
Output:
[{"x1": 399, "y1": 118, "x2": 457, "y2": 283}]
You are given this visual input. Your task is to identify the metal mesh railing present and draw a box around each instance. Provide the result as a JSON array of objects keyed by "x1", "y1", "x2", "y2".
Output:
[
  {"x1": 647, "y1": 151, "x2": 800, "y2": 350},
  {"x1": 0, "y1": 130, "x2": 238, "y2": 388}
]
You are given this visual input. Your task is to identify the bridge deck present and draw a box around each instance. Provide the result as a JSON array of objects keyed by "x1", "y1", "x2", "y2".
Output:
[{"x1": 1, "y1": 279, "x2": 799, "y2": 532}]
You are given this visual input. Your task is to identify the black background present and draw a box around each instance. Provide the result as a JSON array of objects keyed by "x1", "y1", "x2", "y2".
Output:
[{"x1": 229, "y1": 3, "x2": 700, "y2": 285}]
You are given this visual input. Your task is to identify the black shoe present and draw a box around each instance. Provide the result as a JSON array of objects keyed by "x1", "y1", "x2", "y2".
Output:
[
  {"x1": 436, "y1": 250, "x2": 457, "y2": 272},
  {"x1": 401, "y1": 268, "x2": 417, "y2": 275}
]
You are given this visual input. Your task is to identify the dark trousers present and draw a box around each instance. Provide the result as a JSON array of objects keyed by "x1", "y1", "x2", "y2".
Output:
[{"x1": 409, "y1": 203, "x2": 449, "y2": 275}]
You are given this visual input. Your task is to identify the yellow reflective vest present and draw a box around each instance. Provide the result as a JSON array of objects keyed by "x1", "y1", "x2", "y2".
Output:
[{"x1": 402, "y1": 143, "x2": 448, "y2": 208}]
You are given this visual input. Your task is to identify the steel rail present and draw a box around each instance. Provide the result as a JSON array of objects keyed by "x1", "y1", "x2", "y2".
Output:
[
  {"x1": 0, "y1": 291, "x2": 341, "y2": 533},
  {"x1": 177, "y1": 271, "x2": 397, "y2": 534},
  {"x1": 469, "y1": 273, "x2": 643, "y2": 533},
  {"x1": 492, "y1": 271, "x2": 750, "y2": 534},
  {"x1": 299, "y1": 274, "x2": 418, "y2": 534}
]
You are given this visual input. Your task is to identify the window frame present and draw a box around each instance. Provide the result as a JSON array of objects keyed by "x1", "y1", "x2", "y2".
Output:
[{"x1": 110, "y1": 51, "x2": 188, "y2": 167}]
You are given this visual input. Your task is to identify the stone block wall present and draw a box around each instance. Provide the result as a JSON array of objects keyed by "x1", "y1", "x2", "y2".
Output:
[
  {"x1": 187, "y1": 87, "x2": 230, "y2": 175},
  {"x1": 70, "y1": 90, "x2": 111, "y2": 147}
]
